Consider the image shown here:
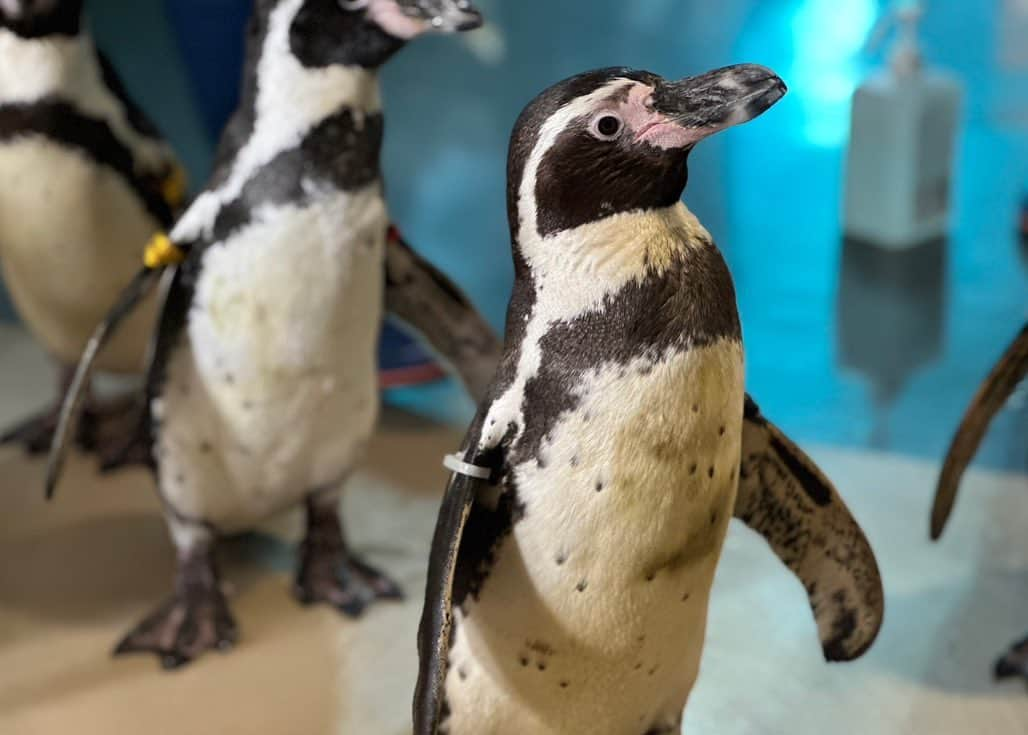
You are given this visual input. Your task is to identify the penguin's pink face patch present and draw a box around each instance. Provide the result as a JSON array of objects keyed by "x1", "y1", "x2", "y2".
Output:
[
  {"x1": 586, "y1": 83, "x2": 700, "y2": 151},
  {"x1": 362, "y1": 0, "x2": 427, "y2": 39},
  {"x1": 355, "y1": 0, "x2": 482, "y2": 39}
]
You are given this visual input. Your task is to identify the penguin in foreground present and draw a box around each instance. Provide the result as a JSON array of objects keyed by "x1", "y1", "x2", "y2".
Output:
[
  {"x1": 0, "y1": 0, "x2": 186, "y2": 455},
  {"x1": 930, "y1": 322, "x2": 1028, "y2": 682},
  {"x1": 415, "y1": 66, "x2": 885, "y2": 734},
  {"x1": 46, "y1": 0, "x2": 497, "y2": 668}
]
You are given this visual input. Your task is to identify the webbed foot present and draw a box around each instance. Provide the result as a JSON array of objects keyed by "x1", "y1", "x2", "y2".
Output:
[
  {"x1": 0, "y1": 407, "x2": 61, "y2": 454},
  {"x1": 995, "y1": 633, "x2": 1028, "y2": 683},
  {"x1": 293, "y1": 495, "x2": 403, "y2": 617},
  {"x1": 115, "y1": 543, "x2": 237, "y2": 669}
]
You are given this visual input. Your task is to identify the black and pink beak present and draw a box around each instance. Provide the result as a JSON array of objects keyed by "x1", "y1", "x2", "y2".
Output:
[
  {"x1": 398, "y1": 0, "x2": 483, "y2": 33},
  {"x1": 651, "y1": 64, "x2": 787, "y2": 145}
]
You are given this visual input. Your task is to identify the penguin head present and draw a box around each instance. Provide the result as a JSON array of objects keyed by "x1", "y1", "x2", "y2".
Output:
[
  {"x1": 0, "y1": 0, "x2": 82, "y2": 38},
  {"x1": 508, "y1": 65, "x2": 786, "y2": 241},
  {"x1": 289, "y1": 0, "x2": 483, "y2": 69}
]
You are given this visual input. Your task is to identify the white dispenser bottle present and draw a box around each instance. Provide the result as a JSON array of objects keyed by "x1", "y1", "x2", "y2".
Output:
[{"x1": 843, "y1": 1, "x2": 964, "y2": 249}]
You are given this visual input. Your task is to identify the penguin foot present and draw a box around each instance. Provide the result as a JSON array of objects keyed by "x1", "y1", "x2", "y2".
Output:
[
  {"x1": 294, "y1": 550, "x2": 404, "y2": 617},
  {"x1": 0, "y1": 408, "x2": 61, "y2": 454},
  {"x1": 80, "y1": 396, "x2": 150, "y2": 469},
  {"x1": 293, "y1": 497, "x2": 403, "y2": 617},
  {"x1": 115, "y1": 545, "x2": 237, "y2": 670},
  {"x1": 995, "y1": 633, "x2": 1028, "y2": 683}
]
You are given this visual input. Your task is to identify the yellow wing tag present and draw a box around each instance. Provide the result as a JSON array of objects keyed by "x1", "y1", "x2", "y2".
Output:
[
  {"x1": 144, "y1": 233, "x2": 185, "y2": 269},
  {"x1": 161, "y1": 164, "x2": 188, "y2": 210}
]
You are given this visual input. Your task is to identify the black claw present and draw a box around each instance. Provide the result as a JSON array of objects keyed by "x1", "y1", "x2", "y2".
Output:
[
  {"x1": 993, "y1": 634, "x2": 1028, "y2": 682},
  {"x1": 161, "y1": 653, "x2": 188, "y2": 671},
  {"x1": 336, "y1": 595, "x2": 369, "y2": 619}
]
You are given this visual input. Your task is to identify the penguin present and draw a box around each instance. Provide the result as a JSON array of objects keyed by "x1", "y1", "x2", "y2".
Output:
[
  {"x1": 414, "y1": 66, "x2": 885, "y2": 734},
  {"x1": 0, "y1": 0, "x2": 186, "y2": 455},
  {"x1": 930, "y1": 322, "x2": 1028, "y2": 681},
  {"x1": 45, "y1": 0, "x2": 494, "y2": 669}
]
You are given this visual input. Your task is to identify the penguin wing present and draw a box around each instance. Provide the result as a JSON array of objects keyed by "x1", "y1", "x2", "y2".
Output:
[
  {"x1": 735, "y1": 395, "x2": 885, "y2": 662},
  {"x1": 383, "y1": 226, "x2": 502, "y2": 403},
  {"x1": 44, "y1": 267, "x2": 163, "y2": 498},
  {"x1": 97, "y1": 50, "x2": 188, "y2": 219},
  {"x1": 415, "y1": 425, "x2": 509, "y2": 735},
  {"x1": 414, "y1": 470, "x2": 482, "y2": 735},
  {"x1": 931, "y1": 323, "x2": 1028, "y2": 539},
  {"x1": 96, "y1": 50, "x2": 165, "y2": 141}
]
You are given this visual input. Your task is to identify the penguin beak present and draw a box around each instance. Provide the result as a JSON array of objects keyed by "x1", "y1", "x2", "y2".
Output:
[
  {"x1": 650, "y1": 64, "x2": 787, "y2": 146},
  {"x1": 405, "y1": 0, "x2": 483, "y2": 33}
]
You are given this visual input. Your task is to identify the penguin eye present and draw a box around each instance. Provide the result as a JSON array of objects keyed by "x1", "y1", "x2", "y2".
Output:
[
  {"x1": 590, "y1": 113, "x2": 624, "y2": 141},
  {"x1": 338, "y1": 0, "x2": 370, "y2": 11}
]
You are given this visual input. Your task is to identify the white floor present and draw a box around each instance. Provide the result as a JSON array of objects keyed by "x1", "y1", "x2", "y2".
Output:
[{"x1": 0, "y1": 324, "x2": 1026, "y2": 735}]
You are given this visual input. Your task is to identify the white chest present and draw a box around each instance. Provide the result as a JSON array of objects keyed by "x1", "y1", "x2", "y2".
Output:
[
  {"x1": 446, "y1": 340, "x2": 745, "y2": 734},
  {"x1": 155, "y1": 189, "x2": 388, "y2": 524},
  {"x1": 0, "y1": 139, "x2": 160, "y2": 369}
]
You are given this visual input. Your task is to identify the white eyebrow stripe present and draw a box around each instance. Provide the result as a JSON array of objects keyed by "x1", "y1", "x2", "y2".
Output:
[{"x1": 517, "y1": 79, "x2": 636, "y2": 241}]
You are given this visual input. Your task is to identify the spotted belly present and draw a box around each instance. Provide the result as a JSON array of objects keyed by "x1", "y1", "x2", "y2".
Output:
[
  {"x1": 156, "y1": 192, "x2": 387, "y2": 531},
  {"x1": 0, "y1": 138, "x2": 161, "y2": 370},
  {"x1": 444, "y1": 340, "x2": 744, "y2": 735}
]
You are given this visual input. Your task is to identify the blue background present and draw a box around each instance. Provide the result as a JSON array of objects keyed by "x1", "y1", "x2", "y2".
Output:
[{"x1": 1, "y1": 0, "x2": 1025, "y2": 474}]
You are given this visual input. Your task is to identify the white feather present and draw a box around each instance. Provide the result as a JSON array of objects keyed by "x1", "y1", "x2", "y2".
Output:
[{"x1": 173, "y1": 0, "x2": 380, "y2": 242}]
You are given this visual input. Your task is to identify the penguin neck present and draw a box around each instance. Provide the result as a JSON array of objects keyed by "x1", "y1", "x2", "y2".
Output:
[
  {"x1": 228, "y1": 0, "x2": 383, "y2": 177},
  {"x1": 0, "y1": 25, "x2": 94, "y2": 103},
  {"x1": 514, "y1": 202, "x2": 711, "y2": 303}
]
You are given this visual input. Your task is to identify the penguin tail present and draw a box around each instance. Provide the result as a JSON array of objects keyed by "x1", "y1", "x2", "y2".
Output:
[{"x1": 45, "y1": 267, "x2": 163, "y2": 500}]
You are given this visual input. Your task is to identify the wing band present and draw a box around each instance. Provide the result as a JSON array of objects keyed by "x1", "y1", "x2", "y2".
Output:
[{"x1": 443, "y1": 453, "x2": 492, "y2": 480}]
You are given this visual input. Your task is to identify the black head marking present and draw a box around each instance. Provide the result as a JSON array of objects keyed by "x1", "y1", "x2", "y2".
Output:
[
  {"x1": 508, "y1": 64, "x2": 785, "y2": 240},
  {"x1": 0, "y1": 0, "x2": 81, "y2": 38},
  {"x1": 506, "y1": 68, "x2": 659, "y2": 241},
  {"x1": 291, "y1": 0, "x2": 405, "y2": 69}
]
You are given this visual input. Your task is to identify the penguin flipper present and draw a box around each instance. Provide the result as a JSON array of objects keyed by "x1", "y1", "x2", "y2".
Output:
[
  {"x1": 383, "y1": 226, "x2": 502, "y2": 403},
  {"x1": 44, "y1": 267, "x2": 163, "y2": 499},
  {"x1": 736, "y1": 395, "x2": 885, "y2": 662},
  {"x1": 96, "y1": 50, "x2": 186, "y2": 221},
  {"x1": 414, "y1": 470, "x2": 484, "y2": 735},
  {"x1": 930, "y1": 323, "x2": 1028, "y2": 540}
]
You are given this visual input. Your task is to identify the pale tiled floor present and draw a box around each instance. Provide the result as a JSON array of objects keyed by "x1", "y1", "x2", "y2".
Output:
[{"x1": 0, "y1": 324, "x2": 1026, "y2": 735}]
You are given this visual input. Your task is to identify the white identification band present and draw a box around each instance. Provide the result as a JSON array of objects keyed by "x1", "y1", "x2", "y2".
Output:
[{"x1": 443, "y1": 453, "x2": 493, "y2": 480}]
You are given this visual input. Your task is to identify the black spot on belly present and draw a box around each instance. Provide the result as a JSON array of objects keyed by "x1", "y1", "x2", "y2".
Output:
[
  {"x1": 555, "y1": 552, "x2": 567, "y2": 566},
  {"x1": 526, "y1": 640, "x2": 555, "y2": 656},
  {"x1": 536, "y1": 662, "x2": 547, "y2": 671},
  {"x1": 692, "y1": 404, "x2": 699, "y2": 413},
  {"x1": 707, "y1": 466, "x2": 715, "y2": 479},
  {"x1": 199, "y1": 441, "x2": 212, "y2": 453},
  {"x1": 576, "y1": 579, "x2": 588, "y2": 592},
  {"x1": 570, "y1": 455, "x2": 579, "y2": 467},
  {"x1": 689, "y1": 463, "x2": 697, "y2": 476},
  {"x1": 681, "y1": 591, "x2": 691, "y2": 602},
  {"x1": 710, "y1": 510, "x2": 719, "y2": 526},
  {"x1": 225, "y1": 373, "x2": 235, "y2": 385},
  {"x1": 457, "y1": 667, "x2": 467, "y2": 681},
  {"x1": 519, "y1": 656, "x2": 529, "y2": 667},
  {"x1": 560, "y1": 680, "x2": 569, "y2": 689},
  {"x1": 718, "y1": 425, "x2": 726, "y2": 436},
  {"x1": 595, "y1": 481, "x2": 604, "y2": 493}
]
